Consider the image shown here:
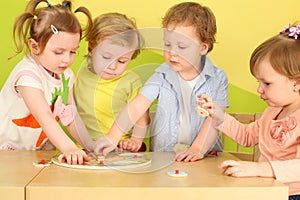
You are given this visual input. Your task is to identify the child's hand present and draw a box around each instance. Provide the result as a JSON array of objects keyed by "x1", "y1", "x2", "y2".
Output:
[
  {"x1": 197, "y1": 94, "x2": 225, "y2": 125},
  {"x1": 218, "y1": 160, "x2": 273, "y2": 177},
  {"x1": 94, "y1": 135, "x2": 117, "y2": 156},
  {"x1": 57, "y1": 148, "x2": 91, "y2": 165},
  {"x1": 118, "y1": 138, "x2": 143, "y2": 152},
  {"x1": 174, "y1": 147, "x2": 204, "y2": 162}
]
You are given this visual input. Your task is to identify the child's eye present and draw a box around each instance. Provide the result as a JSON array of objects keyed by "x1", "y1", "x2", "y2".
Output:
[
  {"x1": 164, "y1": 42, "x2": 171, "y2": 47},
  {"x1": 103, "y1": 55, "x2": 111, "y2": 60},
  {"x1": 257, "y1": 80, "x2": 270, "y2": 86},
  {"x1": 71, "y1": 51, "x2": 77, "y2": 55},
  {"x1": 178, "y1": 45, "x2": 187, "y2": 49},
  {"x1": 54, "y1": 51, "x2": 63, "y2": 55},
  {"x1": 259, "y1": 81, "x2": 270, "y2": 86},
  {"x1": 118, "y1": 60, "x2": 127, "y2": 64}
]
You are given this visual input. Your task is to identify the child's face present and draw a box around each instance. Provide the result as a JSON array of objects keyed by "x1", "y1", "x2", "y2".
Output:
[
  {"x1": 163, "y1": 24, "x2": 208, "y2": 80},
  {"x1": 90, "y1": 39, "x2": 134, "y2": 80},
  {"x1": 254, "y1": 58, "x2": 300, "y2": 108},
  {"x1": 30, "y1": 32, "x2": 80, "y2": 75}
]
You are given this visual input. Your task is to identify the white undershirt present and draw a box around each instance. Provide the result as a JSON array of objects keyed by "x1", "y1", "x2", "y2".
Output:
[{"x1": 177, "y1": 74, "x2": 199, "y2": 145}]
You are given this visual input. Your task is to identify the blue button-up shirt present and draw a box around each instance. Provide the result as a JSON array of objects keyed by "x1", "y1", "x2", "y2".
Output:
[{"x1": 140, "y1": 57, "x2": 229, "y2": 152}]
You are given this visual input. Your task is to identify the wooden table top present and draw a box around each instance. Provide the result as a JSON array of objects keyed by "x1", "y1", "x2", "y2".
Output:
[
  {"x1": 24, "y1": 151, "x2": 288, "y2": 200},
  {"x1": 0, "y1": 150, "x2": 57, "y2": 200}
]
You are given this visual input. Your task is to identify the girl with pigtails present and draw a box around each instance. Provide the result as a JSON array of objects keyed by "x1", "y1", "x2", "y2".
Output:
[{"x1": 0, "y1": 0, "x2": 94, "y2": 165}]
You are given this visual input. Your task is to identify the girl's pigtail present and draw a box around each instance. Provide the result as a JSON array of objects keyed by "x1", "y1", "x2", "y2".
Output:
[
  {"x1": 10, "y1": 13, "x2": 34, "y2": 59},
  {"x1": 25, "y1": 0, "x2": 48, "y2": 13},
  {"x1": 10, "y1": 0, "x2": 48, "y2": 59},
  {"x1": 74, "y1": 6, "x2": 93, "y2": 39}
]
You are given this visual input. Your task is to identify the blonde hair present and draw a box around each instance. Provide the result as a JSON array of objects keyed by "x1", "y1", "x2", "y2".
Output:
[
  {"x1": 86, "y1": 12, "x2": 143, "y2": 59},
  {"x1": 250, "y1": 22, "x2": 300, "y2": 80},
  {"x1": 11, "y1": 0, "x2": 92, "y2": 58},
  {"x1": 162, "y1": 2, "x2": 217, "y2": 53}
]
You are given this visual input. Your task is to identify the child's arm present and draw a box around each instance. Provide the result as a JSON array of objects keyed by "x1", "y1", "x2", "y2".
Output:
[
  {"x1": 65, "y1": 112, "x2": 95, "y2": 152},
  {"x1": 63, "y1": 88, "x2": 95, "y2": 152},
  {"x1": 94, "y1": 94, "x2": 151, "y2": 155},
  {"x1": 174, "y1": 106, "x2": 226, "y2": 162},
  {"x1": 174, "y1": 93, "x2": 226, "y2": 162},
  {"x1": 119, "y1": 109, "x2": 150, "y2": 152},
  {"x1": 17, "y1": 86, "x2": 89, "y2": 165},
  {"x1": 220, "y1": 143, "x2": 300, "y2": 181}
]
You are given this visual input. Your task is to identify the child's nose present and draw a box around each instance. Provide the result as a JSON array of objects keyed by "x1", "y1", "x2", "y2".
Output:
[
  {"x1": 169, "y1": 47, "x2": 179, "y2": 56},
  {"x1": 170, "y1": 51, "x2": 177, "y2": 57},
  {"x1": 63, "y1": 54, "x2": 71, "y2": 64},
  {"x1": 257, "y1": 85, "x2": 263, "y2": 94},
  {"x1": 108, "y1": 62, "x2": 117, "y2": 70}
]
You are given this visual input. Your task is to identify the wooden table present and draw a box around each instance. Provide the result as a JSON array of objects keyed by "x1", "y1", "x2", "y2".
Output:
[
  {"x1": 0, "y1": 150, "x2": 56, "y2": 200},
  {"x1": 25, "y1": 152, "x2": 288, "y2": 200}
]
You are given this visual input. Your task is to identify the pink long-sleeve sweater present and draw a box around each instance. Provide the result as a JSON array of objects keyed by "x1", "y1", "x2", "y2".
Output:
[{"x1": 220, "y1": 106, "x2": 300, "y2": 195}]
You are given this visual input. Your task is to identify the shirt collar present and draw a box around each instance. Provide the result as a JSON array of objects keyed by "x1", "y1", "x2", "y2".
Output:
[
  {"x1": 200, "y1": 56, "x2": 215, "y2": 78},
  {"x1": 156, "y1": 56, "x2": 216, "y2": 79}
]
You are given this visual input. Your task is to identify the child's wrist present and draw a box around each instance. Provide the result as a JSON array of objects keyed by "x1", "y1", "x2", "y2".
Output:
[
  {"x1": 212, "y1": 114, "x2": 226, "y2": 130},
  {"x1": 106, "y1": 133, "x2": 121, "y2": 146},
  {"x1": 60, "y1": 143, "x2": 79, "y2": 154},
  {"x1": 190, "y1": 144, "x2": 201, "y2": 154},
  {"x1": 130, "y1": 136, "x2": 144, "y2": 143}
]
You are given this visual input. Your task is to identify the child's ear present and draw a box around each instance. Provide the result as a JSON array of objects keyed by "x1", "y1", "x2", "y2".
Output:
[
  {"x1": 293, "y1": 79, "x2": 300, "y2": 92},
  {"x1": 88, "y1": 43, "x2": 93, "y2": 53},
  {"x1": 200, "y1": 42, "x2": 209, "y2": 55},
  {"x1": 28, "y1": 38, "x2": 40, "y2": 55}
]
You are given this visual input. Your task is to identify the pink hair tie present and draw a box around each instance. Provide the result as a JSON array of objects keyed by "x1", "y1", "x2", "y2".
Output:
[{"x1": 280, "y1": 24, "x2": 300, "y2": 39}]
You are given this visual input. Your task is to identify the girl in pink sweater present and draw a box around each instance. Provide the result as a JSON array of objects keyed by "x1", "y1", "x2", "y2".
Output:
[{"x1": 198, "y1": 22, "x2": 300, "y2": 199}]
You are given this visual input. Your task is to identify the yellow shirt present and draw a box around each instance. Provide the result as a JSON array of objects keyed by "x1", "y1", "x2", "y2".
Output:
[{"x1": 74, "y1": 60, "x2": 142, "y2": 140}]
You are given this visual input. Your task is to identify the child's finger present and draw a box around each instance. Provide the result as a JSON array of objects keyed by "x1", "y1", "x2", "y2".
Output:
[
  {"x1": 122, "y1": 140, "x2": 129, "y2": 149},
  {"x1": 197, "y1": 94, "x2": 212, "y2": 102},
  {"x1": 102, "y1": 145, "x2": 116, "y2": 156},
  {"x1": 83, "y1": 153, "x2": 91, "y2": 162},
  {"x1": 57, "y1": 154, "x2": 66, "y2": 163},
  {"x1": 71, "y1": 155, "x2": 78, "y2": 165},
  {"x1": 183, "y1": 154, "x2": 193, "y2": 162},
  {"x1": 118, "y1": 141, "x2": 125, "y2": 149},
  {"x1": 190, "y1": 154, "x2": 203, "y2": 162},
  {"x1": 94, "y1": 137, "x2": 110, "y2": 155},
  {"x1": 223, "y1": 160, "x2": 239, "y2": 166},
  {"x1": 201, "y1": 102, "x2": 214, "y2": 110},
  {"x1": 174, "y1": 151, "x2": 187, "y2": 161},
  {"x1": 133, "y1": 143, "x2": 141, "y2": 152},
  {"x1": 94, "y1": 146, "x2": 102, "y2": 155},
  {"x1": 76, "y1": 154, "x2": 83, "y2": 165},
  {"x1": 65, "y1": 154, "x2": 72, "y2": 165},
  {"x1": 218, "y1": 160, "x2": 239, "y2": 171},
  {"x1": 132, "y1": 143, "x2": 141, "y2": 152},
  {"x1": 224, "y1": 166, "x2": 241, "y2": 176}
]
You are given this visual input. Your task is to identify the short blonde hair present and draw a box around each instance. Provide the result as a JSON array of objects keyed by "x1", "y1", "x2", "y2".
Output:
[
  {"x1": 162, "y1": 2, "x2": 217, "y2": 53},
  {"x1": 86, "y1": 13, "x2": 143, "y2": 59}
]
